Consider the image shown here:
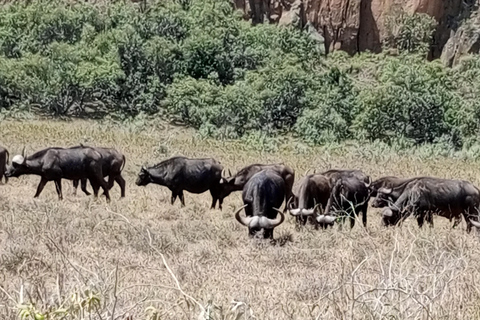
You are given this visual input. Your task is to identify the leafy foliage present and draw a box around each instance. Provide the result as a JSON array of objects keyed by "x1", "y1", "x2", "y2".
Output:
[{"x1": 0, "y1": 0, "x2": 480, "y2": 149}]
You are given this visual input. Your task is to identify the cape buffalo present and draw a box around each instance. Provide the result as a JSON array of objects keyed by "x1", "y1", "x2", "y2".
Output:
[
  {"x1": 234, "y1": 169, "x2": 285, "y2": 239},
  {"x1": 378, "y1": 177, "x2": 480, "y2": 232},
  {"x1": 72, "y1": 145, "x2": 126, "y2": 198},
  {"x1": 371, "y1": 176, "x2": 423, "y2": 207},
  {"x1": 135, "y1": 156, "x2": 224, "y2": 209},
  {"x1": 219, "y1": 163, "x2": 294, "y2": 210},
  {"x1": 322, "y1": 169, "x2": 372, "y2": 228},
  {"x1": 0, "y1": 146, "x2": 9, "y2": 184},
  {"x1": 288, "y1": 174, "x2": 332, "y2": 227},
  {"x1": 5, "y1": 147, "x2": 110, "y2": 201}
]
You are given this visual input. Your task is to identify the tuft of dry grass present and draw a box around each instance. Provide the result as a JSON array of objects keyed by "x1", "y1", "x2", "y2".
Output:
[{"x1": 2, "y1": 119, "x2": 480, "y2": 319}]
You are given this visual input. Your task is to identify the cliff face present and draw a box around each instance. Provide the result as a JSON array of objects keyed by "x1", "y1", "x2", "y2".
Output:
[{"x1": 233, "y1": 0, "x2": 469, "y2": 59}]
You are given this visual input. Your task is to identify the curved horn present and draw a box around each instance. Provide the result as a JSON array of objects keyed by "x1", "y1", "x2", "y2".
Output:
[
  {"x1": 141, "y1": 165, "x2": 147, "y2": 171},
  {"x1": 228, "y1": 169, "x2": 232, "y2": 177},
  {"x1": 378, "y1": 187, "x2": 392, "y2": 195},
  {"x1": 260, "y1": 208, "x2": 285, "y2": 228},
  {"x1": 234, "y1": 205, "x2": 252, "y2": 227},
  {"x1": 469, "y1": 219, "x2": 480, "y2": 229},
  {"x1": 314, "y1": 203, "x2": 323, "y2": 215},
  {"x1": 221, "y1": 169, "x2": 226, "y2": 177},
  {"x1": 317, "y1": 215, "x2": 336, "y2": 224},
  {"x1": 287, "y1": 196, "x2": 294, "y2": 210},
  {"x1": 382, "y1": 208, "x2": 393, "y2": 217},
  {"x1": 21, "y1": 146, "x2": 26, "y2": 158},
  {"x1": 300, "y1": 208, "x2": 315, "y2": 216},
  {"x1": 289, "y1": 208, "x2": 302, "y2": 216},
  {"x1": 364, "y1": 176, "x2": 372, "y2": 188}
]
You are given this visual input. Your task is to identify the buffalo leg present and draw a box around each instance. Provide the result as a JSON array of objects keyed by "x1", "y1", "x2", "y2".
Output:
[
  {"x1": 179, "y1": 191, "x2": 185, "y2": 207},
  {"x1": 416, "y1": 215, "x2": 425, "y2": 228},
  {"x1": 54, "y1": 179, "x2": 63, "y2": 200},
  {"x1": 90, "y1": 180, "x2": 100, "y2": 198},
  {"x1": 360, "y1": 204, "x2": 368, "y2": 228},
  {"x1": 210, "y1": 197, "x2": 217, "y2": 210},
  {"x1": 115, "y1": 175, "x2": 126, "y2": 198},
  {"x1": 349, "y1": 215, "x2": 356, "y2": 229},
  {"x1": 81, "y1": 179, "x2": 91, "y2": 196},
  {"x1": 171, "y1": 192, "x2": 178, "y2": 205},
  {"x1": 34, "y1": 177, "x2": 49, "y2": 198},
  {"x1": 72, "y1": 180, "x2": 79, "y2": 195}
]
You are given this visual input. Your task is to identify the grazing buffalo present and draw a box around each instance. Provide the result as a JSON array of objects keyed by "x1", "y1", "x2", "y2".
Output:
[
  {"x1": 0, "y1": 146, "x2": 9, "y2": 184},
  {"x1": 219, "y1": 163, "x2": 295, "y2": 209},
  {"x1": 378, "y1": 177, "x2": 480, "y2": 232},
  {"x1": 72, "y1": 145, "x2": 126, "y2": 198},
  {"x1": 288, "y1": 174, "x2": 332, "y2": 227},
  {"x1": 322, "y1": 169, "x2": 372, "y2": 228},
  {"x1": 234, "y1": 169, "x2": 285, "y2": 239},
  {"x1": 370, "y1": 176, "x2": 422, "y2": 207},
  {"x1": 135, "y1": 156, "x2": 224, "y2": 209},
  {"x1": 5, "y1": 147, "x2": 110, "y2": 201}
]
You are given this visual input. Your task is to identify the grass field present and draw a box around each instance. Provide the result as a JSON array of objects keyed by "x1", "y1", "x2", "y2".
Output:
[{"x1": 2, "y1": 119, "x2": 480, "y2": 319}]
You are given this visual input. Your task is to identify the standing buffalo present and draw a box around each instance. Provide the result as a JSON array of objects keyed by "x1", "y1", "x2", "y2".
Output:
[
  {"x1": 234, "y1": 170, "x2": 285, "y2": 239},
  {"x1": 370, "y1": 176, "x2": 422, "y2": 207},
  {"x1": 0, "y1": 146, "x2": 9, "y2": 184},
  {"x1": 72, "y1": 145, "x2": 126, "y2": 198},
  {"x1": 322, "y1": 169, "x2": 372, "y2": 228},
  {"x1": 135, "y1": 156, "x2": 224, "y2": 209},
  {"x1": 5, "y1": 147, "x2": 110, "y2": 201},
  {"x1": 288, "y1": 174, "x2": 332, "y2": 227},
  {"x1": 376, "y1": 177, "x2": 480, "y2": 232},
  {"x1": 219, "y1": 163, "x2": 295, "y2": 209}
]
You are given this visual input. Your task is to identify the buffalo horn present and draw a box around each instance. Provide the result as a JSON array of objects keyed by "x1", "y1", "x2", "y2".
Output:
[
  {"x1": 364, "y1": 176, "x2": 372, "y2": 188},
  {"x1": 289, "y1": 208, "x2": 302, "y2": 216},
  {"x1": 378, "y1": 187, "x2": 392, "y2": 195},
  {"x1": 21, "y1": 146, "x2": 26, "y2": 158},
  {"x1": 228, "y1": 169, "x2": 232, "y2": 177},
  {"x1": 317, "y1": 215, "x2": 336, "y2": 224},
  {"x1": 469, "y1": 219, "x2": 480, "y2": 229},
  {"x1": 141, "y1": 165, "x2": 147, "y2": 171},
  {"x1": 382, "y1": 208, "x2": 393, "y2": 217},
  {"x1": 286, "y1": 196, "x2": 294, "y2": 210},
  {"x1": 259, "y1": 208, "x2": 285, "y2": 228},
  {"x1": 234, "y1": 205, "x2": 251, "y2": 227}
]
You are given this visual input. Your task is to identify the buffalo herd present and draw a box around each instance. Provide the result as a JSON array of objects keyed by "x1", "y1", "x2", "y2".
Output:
[{"x1": 2, "y1": 144, "x2": 480, "y2": 239}]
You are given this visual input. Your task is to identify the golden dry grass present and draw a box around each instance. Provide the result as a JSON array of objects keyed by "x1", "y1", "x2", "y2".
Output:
[{"x1": 2, "y1": 119, "x2": 480, "y2": 319}]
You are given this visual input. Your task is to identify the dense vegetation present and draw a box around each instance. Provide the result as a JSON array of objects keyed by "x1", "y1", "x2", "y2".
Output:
[{"x1": 1, "y1": 0, "x2": 479, "y2": 149}]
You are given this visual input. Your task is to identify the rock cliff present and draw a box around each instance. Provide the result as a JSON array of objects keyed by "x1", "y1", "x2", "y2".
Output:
[{"x1": 233, "y1": 0, "x2": 478, "y2": 61}]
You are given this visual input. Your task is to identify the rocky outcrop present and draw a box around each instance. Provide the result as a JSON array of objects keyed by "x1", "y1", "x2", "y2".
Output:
[{"x1": 232, "y1": 0, "x2": 467, "y2": 58}]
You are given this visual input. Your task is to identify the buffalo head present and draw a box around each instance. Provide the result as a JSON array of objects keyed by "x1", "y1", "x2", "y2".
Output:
[
  {"x1": 372, "y1": 187, "x2": 393, "y2": 208},
  {"x1": 135, "y1": 166, "x2": 151, "y2": 186},
  {"x1": 5, "y1": 148, "x2": 27, "y2": 178},
  {"x1": 234, "y1": 205, "x2": 285, "y2": 239}
]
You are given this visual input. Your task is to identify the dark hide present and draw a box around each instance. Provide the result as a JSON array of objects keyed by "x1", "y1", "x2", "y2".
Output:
[
  {"x1": 378, "y1": 177, "x2": 480, "y2": 232},
  {"x1": 234, "y1": 170, "x2": 285, "y2": 239},
  {"x1": 135, "y1": 156, "x2": 223, "y2": 209},
  {"x1": 323, "y1": 170, "x2": 372, "y2": 229},
  {"x1": 289, "y1": 174, "x2": 331, "y2": 227},
  {"x1": 5, "y1": 147, "x2": 110, "y2": 201},
  {"x1": 72, "y1": 145, "x2": 126, "y2": 198},
  {"x1": 219, "y1": 163, "x2": 295, "y2": 210},
  {"x1": 0, "y1": 146, "x2": 9, "y2": 184}
]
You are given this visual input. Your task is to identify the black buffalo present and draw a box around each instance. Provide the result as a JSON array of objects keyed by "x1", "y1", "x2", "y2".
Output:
[
  {"x1": 288, "y1": 174, "x2": 333, "y2": 228},
  {"x1": 322, "y1": 169, "x2": 372, "y2": 228},
  {"x1": 370, "y1": 176, "x2": 422, "y2": 208},
  {"x1": 5, "y1": 147, "x2": 110, "y2": 201},
  {"x1": 0, "y1": 146, "x2": 9, "y2": 184},
  {"x1": 219, "y1": 163, "x2": 295, "y2": 209},
  {"x1": 378, "y1": 177, "x2": 480, "y2": 232},
  {"x1": 135, "y1": 156, "x2": 224, "y2": 208},
  {"x1": 72, "y1": 145, "x2": 126, "y2": 198},
  {"x1": 234, "y1": 169, "x2": 285, "y2": 239}
]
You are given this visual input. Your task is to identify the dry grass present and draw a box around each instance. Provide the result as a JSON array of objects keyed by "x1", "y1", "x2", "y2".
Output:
[{"x1": 2, "y1": 119, "x2": 480, "y2": 319}]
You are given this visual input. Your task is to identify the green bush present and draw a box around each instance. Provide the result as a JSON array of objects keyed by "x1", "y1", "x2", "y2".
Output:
[{"x1": 2, "y1": 0, "x2": 480, "y2": 150}]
